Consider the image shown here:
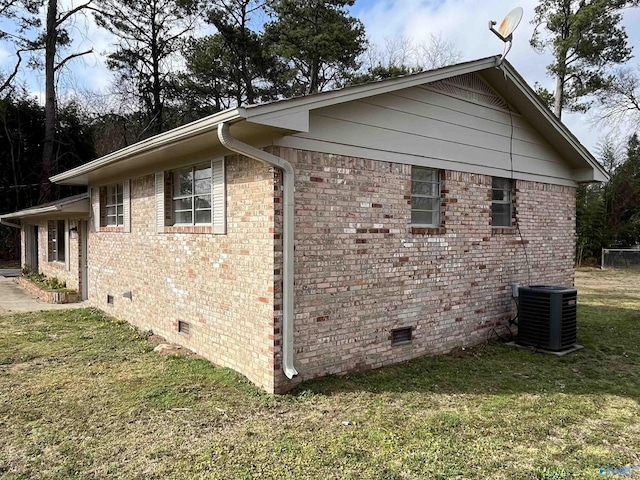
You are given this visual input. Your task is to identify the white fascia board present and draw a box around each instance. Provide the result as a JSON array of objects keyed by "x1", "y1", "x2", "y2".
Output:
[
  {"x1": 501, "y1": 62, "x2": 610, "y2": 183},
  {"x1": 0, "y1": 195, "x2": 89, "y2": 220},
  {"x1": 51, "y1": 108, "x2": 243, "y2": 184},
  {"x1": 574, "y1": 167, "x2": 608, "y2": 183},
  {"x1": 243, "y1": 57, "x2": 499, "y2": 133}
]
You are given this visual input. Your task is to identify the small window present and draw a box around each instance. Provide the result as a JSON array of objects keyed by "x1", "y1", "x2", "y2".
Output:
[
  {"x1": 411, "y1": 167, "x2": 441, "y2": 226},
  {"x1": 492, "y1": 177, "x2": 513, "y2": 227},
  {"x1": 392, "y1": 327, "x2": 412, "y2": 345},
  {"x1": 104, "y1": 183, "x2": 124, "y2": 226},
  {"x1": 47, "y1": 220, "x2": 66, "y2": 263},
  {"x1": 172, "y1": 164, "x2": 212, "y2": 225}
]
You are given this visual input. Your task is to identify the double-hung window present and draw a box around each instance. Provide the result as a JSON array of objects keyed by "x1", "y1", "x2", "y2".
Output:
[
  {"x1": 172, "y1": 164, "x2": 212, "y2": 225},
  {"x1": 47, "y1": 220, "x2": 65, "y2": 263},
  {"x1": 105, "y1": 183, "x2": 124, "y2": 226},
  {"x1": 492, "y1": 177, "x2": 513, "y2": 227},
  {"x1": 411, "y1": 167, "x2": 441, "y2": 226}
]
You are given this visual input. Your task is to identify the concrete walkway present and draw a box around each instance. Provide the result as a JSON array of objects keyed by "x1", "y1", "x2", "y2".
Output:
[
  {"x1": 0, "y1": 276, "x2": 87, "y2": 312},
  {"x1": 0, "y1": 269, "x2": 20, "y2": 277}
]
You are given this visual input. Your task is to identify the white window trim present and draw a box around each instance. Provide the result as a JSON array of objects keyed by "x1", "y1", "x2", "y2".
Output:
[
  {"x1": 48, "y1": 219, "x2": 66, "y2": 263},
  {"x1": 156, "y1": 158, "x2": 226, "y2": 234},
  {"x1": 410, "y1": 167, "x2": 441, "y2": 227},
  {"x1": 104, "y1": 183, "x2": 124, "y2": 227},
  {"x1": 491, "y1": 177, "x2": 514, "y2": 227},
  {"x1": 171, "y1": 163, "x2": 212, "y2": 226}
]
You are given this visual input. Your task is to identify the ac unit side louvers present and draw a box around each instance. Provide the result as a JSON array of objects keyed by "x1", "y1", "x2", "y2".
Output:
[{"x1": 516, "y1": 285, "x2": 577, "y2": 351}]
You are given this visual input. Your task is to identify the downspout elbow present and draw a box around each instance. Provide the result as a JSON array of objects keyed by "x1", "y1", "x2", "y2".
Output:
[
  {"x1": 0, "y1": 218, "x2": 20, "y2": 229},
  {"x1": 217, "y1": 122, "x2": 298, "y2": 381}
]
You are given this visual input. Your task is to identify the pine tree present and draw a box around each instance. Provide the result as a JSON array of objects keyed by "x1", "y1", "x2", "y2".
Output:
[
  {"x1": 530, "y1": 0, "x2": 638, "y2": 119},
  {"x1": 264, "y1": 0, "x2": 366, "y2": 95}
]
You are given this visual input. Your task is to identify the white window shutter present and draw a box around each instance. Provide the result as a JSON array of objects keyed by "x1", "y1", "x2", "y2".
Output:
[
  {"x1": 64, "y1": 220, "x2": 70, "y2": 271},
  {"x1": 212, "y1": 158, "x2": 226, "y2": 235},
  {"x1": 123, "y1": 180, "x2": 131, "y2": 233},
  {"x1": 91, "y1": 187, "x2": 100, "y2": 232},
  {"x1": 155, "y1": 172, "x2": 165, "y2": 234}
]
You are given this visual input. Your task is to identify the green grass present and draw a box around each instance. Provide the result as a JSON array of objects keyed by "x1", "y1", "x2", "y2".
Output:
[
  {"x1": 21, "y1": 271, "x2": 76, "y2": 293},
  {"x1": 1, "y1": 270, "x2": 640, "y2": 479}
]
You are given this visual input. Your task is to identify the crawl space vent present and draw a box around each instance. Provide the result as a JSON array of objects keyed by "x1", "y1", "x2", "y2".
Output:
[
  {"x1": 391, "y1": 327, "x2": 412, "y2": 345},
  {"x1": 178, "y1": 321, "x2": 191, "y2": 336}
]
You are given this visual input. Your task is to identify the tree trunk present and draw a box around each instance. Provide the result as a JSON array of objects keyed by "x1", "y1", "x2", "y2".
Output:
[
  {"x1": 308, "y1": 58, "x2": 318, "y2": 94},
  {"x1": 554, "y1": 73, "x2": 564, "y2": 120},
  {"x1": 39, "y1": 0, "x2": 57, "y2": 203},
  {"x1": 151, "y1": 0, "x2": 163, "y2": 134}
]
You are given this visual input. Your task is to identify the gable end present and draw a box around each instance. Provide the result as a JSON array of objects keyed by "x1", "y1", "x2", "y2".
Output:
[{"x1": 426, "y1": 73, "x2": 513, "y2": 113}]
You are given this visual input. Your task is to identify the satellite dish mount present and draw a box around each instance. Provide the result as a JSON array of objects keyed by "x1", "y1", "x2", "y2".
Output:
[{"x1": 489, "y1": 7, "x2": 523, "y2": 66}]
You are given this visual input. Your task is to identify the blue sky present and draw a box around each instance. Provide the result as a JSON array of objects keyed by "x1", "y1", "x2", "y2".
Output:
[{"x1": 1, "y1": 0, "x2": 639, "y2": 156}]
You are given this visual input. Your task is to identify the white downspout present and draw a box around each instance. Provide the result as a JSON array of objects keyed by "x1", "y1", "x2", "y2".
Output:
[{"x1": 217, "y1": 122, "x2": 298, "y2": 380}]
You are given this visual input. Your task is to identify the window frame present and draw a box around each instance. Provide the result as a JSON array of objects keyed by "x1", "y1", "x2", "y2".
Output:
[
  {"x1": 171, "y1": 163, "x2": 213, "y2": 226},
  {"x1": 410, "y1": 166, "x2": 441, "y2": 227},
  {"x1": 104, "y1": 183, "x2": 124, "y2": 227},
  {"x1": 47, "y1": 219, "x2": 66, "y2": 263},
  {"x1": 491, "y1": 177, "x2": 514, "y2": 228}
]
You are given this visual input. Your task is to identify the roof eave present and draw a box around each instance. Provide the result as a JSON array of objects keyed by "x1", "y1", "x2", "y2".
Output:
[
  {"x1": 499, "y1": 60, "x2": 610, "y2": 183},
  {"x1": 0, "y1": 194, "x2": 90, "y2": 220},
  {"x1": 51, "y1": 108, "x2": 244, "y2": 185}
]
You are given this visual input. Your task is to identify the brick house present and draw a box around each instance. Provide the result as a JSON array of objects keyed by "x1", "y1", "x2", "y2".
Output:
[{"x1": 1, "y1": 57, "x2": 608, "y2": 393}]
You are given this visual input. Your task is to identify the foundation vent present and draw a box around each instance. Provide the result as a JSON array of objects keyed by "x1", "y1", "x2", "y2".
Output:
[
  {"x1": 178, "y1": 321, "x2": 191, "y2": 336},
  {"x1": 391, "y1": 327, "x2": 412, "y2": 345}
]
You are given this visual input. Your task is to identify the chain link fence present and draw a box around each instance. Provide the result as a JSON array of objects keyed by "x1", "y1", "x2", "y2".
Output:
[{"x1": 601, "y1": 249, "x2": 640, "y2": 270}]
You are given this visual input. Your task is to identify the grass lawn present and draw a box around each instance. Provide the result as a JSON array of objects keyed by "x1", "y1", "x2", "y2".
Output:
[{"x1": 1, "y1": 270, "x2": 639, "y2": 479}]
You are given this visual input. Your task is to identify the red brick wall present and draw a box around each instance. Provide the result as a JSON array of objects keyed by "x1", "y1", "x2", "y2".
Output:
[
  {"x1": 271, "y1": 148, "x2": 576, "y2": 391},
  {"x1": 32, "y1": 219, "x2": 82, "y2": 291},
  {"x1": 86, "y1": 156, "x2": 279, "y2": 392},
  {"x1": 84, "y1": 146, "x2": 575, "y2": 394}
]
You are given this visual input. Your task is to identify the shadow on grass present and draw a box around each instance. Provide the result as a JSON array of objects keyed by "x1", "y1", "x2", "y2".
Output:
[{"x1": 294, "y1": 304, "x2": 640, "y2": 399}]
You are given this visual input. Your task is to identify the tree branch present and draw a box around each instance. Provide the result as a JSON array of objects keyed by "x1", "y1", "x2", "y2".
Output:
[
  {"x1": 54, "y1": 49, "x2": 93, "y2": 72},
  {"x1": 56, "y1": 1, "x2": 101, "y2": 27}
]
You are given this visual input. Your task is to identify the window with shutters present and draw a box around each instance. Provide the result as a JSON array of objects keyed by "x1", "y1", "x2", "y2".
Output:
[
  {"x1": 97, "y1": 181, "x2": 130, "y2": 232},
  {"x1": 156, "y1": 158, "x2": 225, "y2": 234}
]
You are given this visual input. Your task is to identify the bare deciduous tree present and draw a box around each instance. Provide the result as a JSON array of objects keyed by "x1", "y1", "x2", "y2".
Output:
[{"x1": 594, "y1": 67, "x2": 640, "y2": 132}]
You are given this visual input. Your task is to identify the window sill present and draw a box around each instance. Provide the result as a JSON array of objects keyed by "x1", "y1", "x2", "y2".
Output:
[
  {"x1": 99, "y1": 226, "x2": 124, "y2": 233},
  {"x1": 411, "y1": 226, "x2": 446, "y2": 235},
  {"x1": 46, "y1": 261, "x2": 65, "y2": 268},
  {"x1": 491, "y1": 226, "x2": 517, "y2": 235},
  {"x1": 164, "y1": 225, "x2": 212, "y2": 234}
]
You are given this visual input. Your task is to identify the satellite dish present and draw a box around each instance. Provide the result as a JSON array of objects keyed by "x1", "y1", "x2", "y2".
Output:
[{"x1": 489, "y1": 7, "x2": 524, "y2": 65}]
